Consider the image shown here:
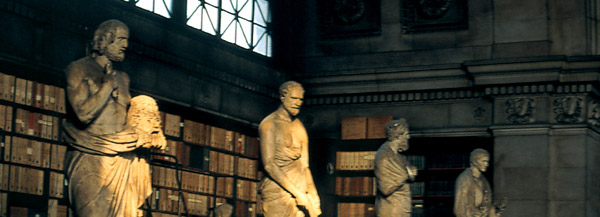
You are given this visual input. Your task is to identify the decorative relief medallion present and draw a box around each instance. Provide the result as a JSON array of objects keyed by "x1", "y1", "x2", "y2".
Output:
[
  {"x1": 334, "y1": 0, "x2": 366, "y2": 24},
  {"x1": 473, "y1": 107, "x2": 486, "y2": 121},
  {"x1": 417, "y1": 0, "x2": 452, "y2": 19},
  {"x1": 505, "y1": 98, "x2": 535, "y2": 124},
  {"x1": 588, "y1": 100, "x2": 600, "y2": 127},
  {"x1": 553, "y1": 96, "x2": 584, "y2": 123}
]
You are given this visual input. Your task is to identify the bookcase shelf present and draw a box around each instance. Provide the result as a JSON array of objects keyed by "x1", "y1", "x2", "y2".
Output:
[
  {"x1": 0, "y1": 68, "x2": 263, "y2": 217},
  {"x1": 326, "y1": 116, "x2": 494, "y2": 217}
]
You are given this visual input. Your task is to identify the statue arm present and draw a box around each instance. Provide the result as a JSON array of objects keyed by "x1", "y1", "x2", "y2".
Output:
[
  {"x1": 66, "y1": 63, "x2": 116, "y2": 124},
  {"x1": 374, "y1": 155, "x2": 410, "y2": 196},
  {"x1": 301, "y1": 140, "x2": 321, "y2": 215},
  {"x1": 259, "y1": 121, "x2": 304, "y2": 198}
]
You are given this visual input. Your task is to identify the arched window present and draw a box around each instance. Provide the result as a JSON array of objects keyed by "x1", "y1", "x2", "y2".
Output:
[
  {"x1": 122, "y1": 0, "x2": 272, "y2": 57},
  {"x1": 187, "y1": 0, "x2": 271, "y2": 57}
]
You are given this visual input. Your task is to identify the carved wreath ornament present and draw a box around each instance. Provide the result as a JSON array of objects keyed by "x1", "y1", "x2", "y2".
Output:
[
  {"x1": 588, "y1": 100, "x2": 600, "y2": 127},
  {"x1": 417, "y1": 0, "x2": 452, "y2": 19},
  {"x1": 505, "y1": 98, "x2": 535, "y2": 124},
  {"x1": 334, "y1": 0, "x2": 366, "y2": 24},
  {"x1": 553, "y1": 96, "x2": 584, "y2": 123}
]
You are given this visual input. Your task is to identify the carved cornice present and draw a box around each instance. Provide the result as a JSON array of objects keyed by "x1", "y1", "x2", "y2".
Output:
[
  {"x1": 304, "y1": 89, "x2": 485, "y2": 106},
  {"x1": 484, "y1": 84, "x2": 596, "y2": 96}
]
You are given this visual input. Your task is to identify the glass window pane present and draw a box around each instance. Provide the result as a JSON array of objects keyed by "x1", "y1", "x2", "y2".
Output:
[
  {"x1": 253, "y1": 0, "x2": 269, "y2": 26},
  {"x1": 236, "y1": 20, "x2": 251, "y2": 48},
  {"x1": 154, "y1": 0, "x2": 172, "y2": 18},
  {"x1": 187, "y1": 0, "x2": 201, "y2": 19},
  {"x1": 222, "y1": 0, "x2": 235, "y2": 13},
  {"x1": 202, "y1": 5, "x2": 218, "y2": 35},
  {"x1": 136, "y1": 0, "x2": 154, "y2": 12},
  {"x1": 221, "y1": 12, "x2": 236, "y2": 43},
  {"x1": 187, "y1": 8, "x2": 202, "y2": 29},
  {"x1": 206, "y1": 0, "x2": 219, "y2": 6},
  {"x1": 253, "y1": 25, "x2": 266, "y2": 47},
  {"x1": 265, "y1": 34, "x2": 272, "y2": 57},
  {"x1": 238, "y1": 0, "x2": 252, "y2": 20},
  {"x1": 253, "y1": 32, "x2": 267, "y2": 56}
]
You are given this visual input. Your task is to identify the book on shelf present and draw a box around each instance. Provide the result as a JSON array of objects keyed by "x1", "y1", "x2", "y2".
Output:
[
  {"x1": 9, "y1": 165, "x2": 44, "y2": 195},
  {"x1": 336, "y1": 151, "x2": 376, "y2": 171},
  {"x1": 50, "y1": 144, "x2": 66, "y2": 171},
  {"x1": 1, "y1": 73, "x2": 15, "y2": 102},
  {"x1": 341, "y1": 117, "x2": 367, "y2": 140},
  {"x1": 49, "y1": 172, "x2": 65, "y2": 198},
  {"x1": 47, "y1": 199, "x2": 68, "y2": 217},
  {"x1": 0, "y1": 164, "x2": 8, "y2": 191},
  {"x1": 337, "y1": 203, "x2": 375, "y2": 217},
  {"x1": 160, "y1": 112, "x2": 181, "y2": 138},
  {"x1": 366, "y1": 116, "x2": 394, "y2": 139}
]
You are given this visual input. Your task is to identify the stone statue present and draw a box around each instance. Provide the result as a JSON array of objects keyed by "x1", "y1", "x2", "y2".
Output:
[
  {"x1": 258, "y1": 81, "x2": 321, "y2": 217},
  {"x1": 454, "y1": 148, "x2": 507, "y2": 217},
  {"x1": 63, "y1": 19, "x2": 166, "y2": 217},
  {"x1": 374, "y1": 119, "x2": 417, "y2": 217}
]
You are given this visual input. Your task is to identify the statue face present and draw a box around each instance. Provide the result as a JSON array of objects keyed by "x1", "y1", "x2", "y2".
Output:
[
  {"x1": 474, "y1": 155, "x2": 489, "y2": 173},
  {"x1": 281, "y1": 87, "x2": 304, "y2": 117},
  {"x1": 103, "y1": 27, "x2": 129, "y2": 62},
  {"x1": 390, "y1": 130, "x2": 410, "y2": 152}
]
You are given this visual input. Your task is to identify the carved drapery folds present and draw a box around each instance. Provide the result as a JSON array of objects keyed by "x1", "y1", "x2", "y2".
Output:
[
  {"x1": 505, "y1": 98, "x2": 535, "y2": 124},
  {"x1": 553, "y1": 96, "x2": 584, "y2": 123}
]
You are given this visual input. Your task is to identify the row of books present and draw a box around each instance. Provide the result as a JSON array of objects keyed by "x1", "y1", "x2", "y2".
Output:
[
  {"x1": 14, "y1": 108, "x2": 61, "y2": 141},
  {"x1": 152, "y1": 140, "x2": 186, "y2": 164},
  {"x1": 48, "y1": 199, "x2": 69, "y2": 217},
  {"x1": 3, "y1": 136, "x2": 66, "y2": 170},
  {"x1": 428, "y1": 153, "x2": 469, "y2": 169},
  {"x1": 0, "y1": 193, "x2": 5, "y2": 217},
  {"x1": 335, "y1": 151, "x2": 376, "y2": 171},
  {"x1": 147, "y1": 187, "x2": 216, "y2": 216},
  {"x1": 0, "y1": 105, "x2": 12, "y2": 132},
  {"x1": 335, "y1": 176, "x2": 376, "y2": 197},
  {"x1": 10, "y1": 206, "x2": 52, "y2": 217},
  {"x1": 406, "y1": 155, "x2": 425, "y2": 169},
  {"x1": 410, "y1": 182, "x2": 425, "y2": 196},
  {"x1": 209, "y1": 150, "x2": 236, "y2": 176},
  {"x1": 236, "y1": 179, "x2": 258, "y2": 202},
  {"x1": 6, "y1": 164, "x2": 44, "y2": 195},
  {"x1": 236, "y1": 157, "x2": 258, "y2": 180},
  {"x1": 215, "y1": 176, "x2": 234, "y2": 198},
  {"x1": 235, "y1": 201, "x2": 258, "y2": 217},
  {"x1": 151, "y1": 165, "x2": 215, "y2": 194},
  {"x1": 426, "y1": 180, "x2": 455, "y2": 196},
  {"x1": 160, "y1": 112, "x2": 181, "y2": 138},
  {"x1": 181, "y1": 119, "x2": 260, "y2": 158},
  {"x1": 341, "y1": 116, "x2": 394, "y2": 140},
  {"x1": 0, "y1": 73, "x2": 67, "y2": 114},
  {"x1": 337, "y1": 202, "x2": 376, "y2": 217},
  {"x1": 412, "y1": 200, "x2": 424, "y2": 217}
]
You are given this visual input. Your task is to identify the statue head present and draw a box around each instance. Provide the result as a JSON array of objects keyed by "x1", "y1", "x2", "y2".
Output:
[
  {"x1": 470, "y1": 148, "x2": 490, "y2": 173},
  {"x1": 385, "y1": 118, "x2": 410, "y2": 152},
  {"x1": 91, "y1": 19, "x2": 129, "y2": 62},
  {"x1": 127, "y1": 95, "x2": 161, "y2": 133},
  {"x1": 279, "y1": 81, "x2": 304, "y2": 117}
]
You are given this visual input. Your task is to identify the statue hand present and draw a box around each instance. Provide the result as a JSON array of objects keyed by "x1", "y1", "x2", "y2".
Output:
[{"x1": 103, "y1": 73, "x2": 118, "y2": 90}]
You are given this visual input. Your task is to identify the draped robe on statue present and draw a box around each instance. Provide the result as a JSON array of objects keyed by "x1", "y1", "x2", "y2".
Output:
[
  {"x1": 260, "y1": 135, "x2": 308, "y2": 217},
  {"x1": 374, "y1": 142, "x2": 412, "y2": 217},
  {"x1": 63, "y1": 122, "x2": 153, "y2": 217},
  {"x1": 454, "y1": 168, "x2": 495, "y2": 217}
]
